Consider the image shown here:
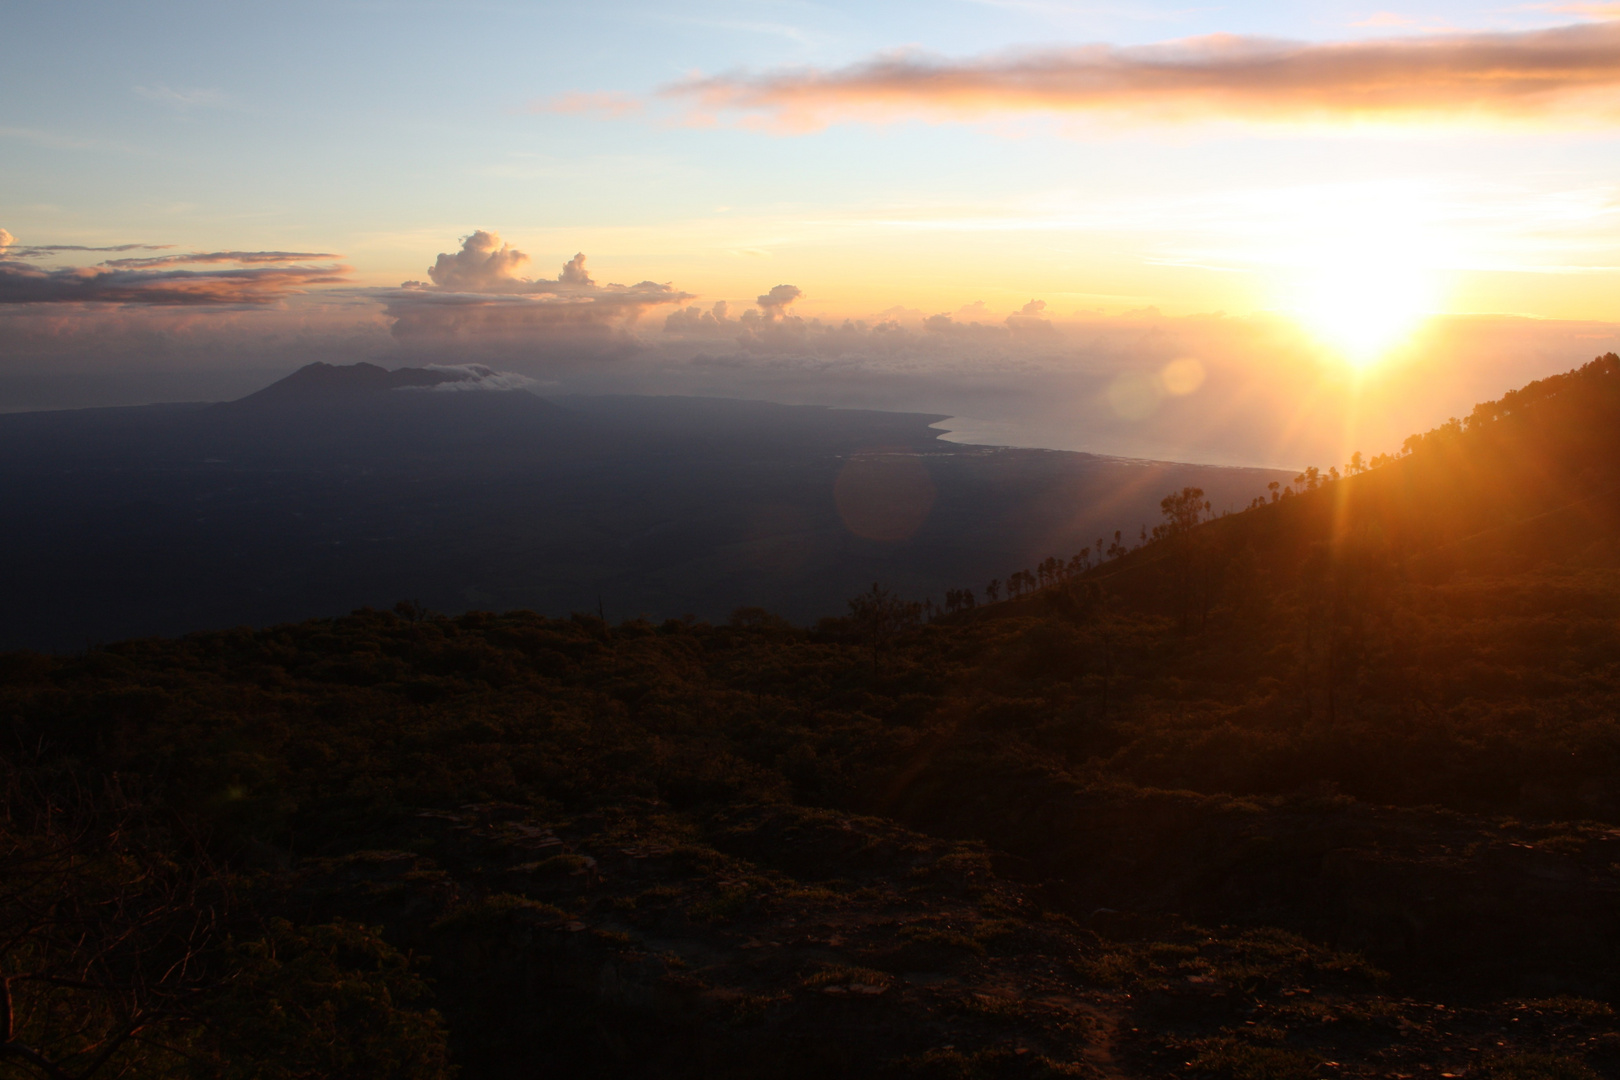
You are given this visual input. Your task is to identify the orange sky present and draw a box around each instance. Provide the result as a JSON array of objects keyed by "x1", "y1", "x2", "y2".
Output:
[{"x1": 7, "y1": 3, "x2": 1620, "y2": 465}]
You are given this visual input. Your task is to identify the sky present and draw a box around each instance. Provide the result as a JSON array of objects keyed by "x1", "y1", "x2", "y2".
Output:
[{"x1": 6, "y1": 0, "x2": 1620, "y2": 467}]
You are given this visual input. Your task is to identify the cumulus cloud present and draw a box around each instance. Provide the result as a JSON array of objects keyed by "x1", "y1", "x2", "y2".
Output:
[
  {"x1": 1005, "y1": 299, "x2": 1057, "y2": 337},
  {"x1": 665, "y1": 300, "x2": 736, "y2": 333},
  {"x1": 382, "y1": 230, "x2": 693, "y2": 363},
  {"x1": 421, "y1": 230, "x2": 532, "y2": 291},
  {"x1": 559, "y1": 251, "x2": 592, "y2": 285},
  {"x1": 664, "y1": 286, "x2": 817, "y2": 349},
  {"x1": 0, "y1": 240, "x2": 347, "y2": 306},
  {"x1": 664, "y1": 289, "x2": 1064, "y2": 356},
  {"x1": 663, "y1": 20, "x2": 1620, "y2": 130},
  {"x1": 756, "y1": 283, "x2": 802, "y2": 318},
  {"x1": 921, "y1": 299, "x2": 1056, "y2": 340}
]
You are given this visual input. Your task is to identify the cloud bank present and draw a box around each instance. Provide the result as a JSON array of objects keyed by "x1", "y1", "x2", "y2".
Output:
[
  {"x1": 4, "y1": 228, "x2": 1614, "y2": 475},
  {"x1": 381, "y1": 231, "x2": 693, "y2": 363},
  {"x1": 666, "y1": 20, "x2": 1620, "y2": 130}
]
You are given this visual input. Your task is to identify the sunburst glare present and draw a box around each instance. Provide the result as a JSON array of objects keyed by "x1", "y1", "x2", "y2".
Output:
[
  {"x1": 1267, "y1": 196, "x2": 1448, "y2": 368},
  {"x1": 1294, "y1": 254, "x2": 1439, "y2": 367}
]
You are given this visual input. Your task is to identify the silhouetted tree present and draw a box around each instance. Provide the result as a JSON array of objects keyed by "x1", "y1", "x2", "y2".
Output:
[
  {"x1": 847, "y1": 583, "x2": 921, "y2": 674},
  {"x1": 1156, "y1": 486, "x2": 1208, "y2": 538}
]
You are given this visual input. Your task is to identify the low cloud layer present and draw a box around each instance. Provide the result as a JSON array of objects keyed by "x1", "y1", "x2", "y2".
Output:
[
  {"x1": 381, "y1": 231, "x2": 693, "y2": 363},
  {"x1": 401, "y1": 363, "x2": 541, "y2": 392},
  {"x1": 666, "y1": 20, "x2": 1620, "y2": 130},
  {"x1": 641, "y1": 306, "x2": 1620, "y2": 470},
  {"x1": 0, "y1": 232, "x2": 172, "y2": 259},
  {"x1": 663, "y1": 290, "x2": 1059, "y2": 355}
]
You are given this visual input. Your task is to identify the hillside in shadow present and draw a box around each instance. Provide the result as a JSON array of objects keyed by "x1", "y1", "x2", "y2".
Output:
[{"x1": 3, "y1": 358, "x2": 1620, "y2": 1079}]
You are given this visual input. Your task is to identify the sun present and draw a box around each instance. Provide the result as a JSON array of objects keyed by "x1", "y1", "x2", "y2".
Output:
[
  {"x1": 1292, "y1": 251, "x2": 1438, "y2": 367},
  {"x1": 1269, "y1": 204, "x2": 1446, "y2": 368}
]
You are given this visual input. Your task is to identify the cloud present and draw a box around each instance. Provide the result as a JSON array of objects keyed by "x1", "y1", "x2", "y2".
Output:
[
  {"x1": 664, "y1": 287, "x2": 815, "y2": 347},
  {"x1": 1536, "y1": 3, "x2": 1620, "y2": 20},
  {"x1": 665, "y1": 300, "x2": 736, "y2": 333},
  {"x1": 0, "y1": 265, "x2": 349, "y2": 306},
  {"x1": 559, "y1": 251, "x2": 592, "y2": 285},
  {"x1": 101, "y1": 250, "x2": 337, "y2": 269},
  {"x1": 756, "y1": 283, "x2": 802, "y2": 318},
  {"x1": 583, "y1": 305, "x2": 1620, "y2": 472},
  {"x1": 382, "y1": 230, "x2": 694, "y2": 362},
  {"x1": 3, "y1": 241, "x2": 172, "y2": 259},
  {"x1": 664, "y1": 290, "x2": 1066, "y2": 355},
  {"x1": 0, "y1": 241, "x2": 348, "y2": 306},
  {"x1": 663, "y1": 20, "x2": 1620, "y2": 130},
  {"x1": 400, "y1": 363, "x2": 541, "y2": 392},
  {"x1": 4, "y1": 237, "x2": 1613, "y2": 474},
  {"x1": 920, "y1": 299, "x2": 1056, "y2": 340},
  {"x1": 1005, "y1": 298, "x2": 1057, "y2": 337},
  {"x1": 531, "y1": 90, "x2": 643, "y2": 118},
  {"x1": 422, "y1": 230, "x2": 532, "y2": 291},
  {"x1": 416, "y1": 231, "x2": 599, "y2": 293}
]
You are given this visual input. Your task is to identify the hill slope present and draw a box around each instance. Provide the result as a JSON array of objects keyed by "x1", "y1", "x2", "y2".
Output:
[{"x1": 4, "y1": 358, "x2": 1620, "y2": 1079}]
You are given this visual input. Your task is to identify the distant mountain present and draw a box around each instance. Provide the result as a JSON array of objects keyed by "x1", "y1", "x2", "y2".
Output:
[{"x1": 232, "y1": 360, "x2": 480, "y2": 402}]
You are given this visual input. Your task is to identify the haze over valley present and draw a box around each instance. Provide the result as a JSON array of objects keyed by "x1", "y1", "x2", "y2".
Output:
[{"x1": 0, "y1": 362, "x2": 1289, "y2": 651}]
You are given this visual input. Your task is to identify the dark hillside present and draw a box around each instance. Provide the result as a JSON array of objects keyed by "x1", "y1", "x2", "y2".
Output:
[
  {"x1": 1103, "y1": 352, "x2": 1620, "y2": 597},
  {"x1": 1031, "y1": 356, "x2": 1620, "y2": 820},
  {"x1": 5, "y1": 597, "x2": 1620, "y2": 1079},
  {"x1": 4, "y1": 360, "x2": 1620, "y2": 1078}
]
